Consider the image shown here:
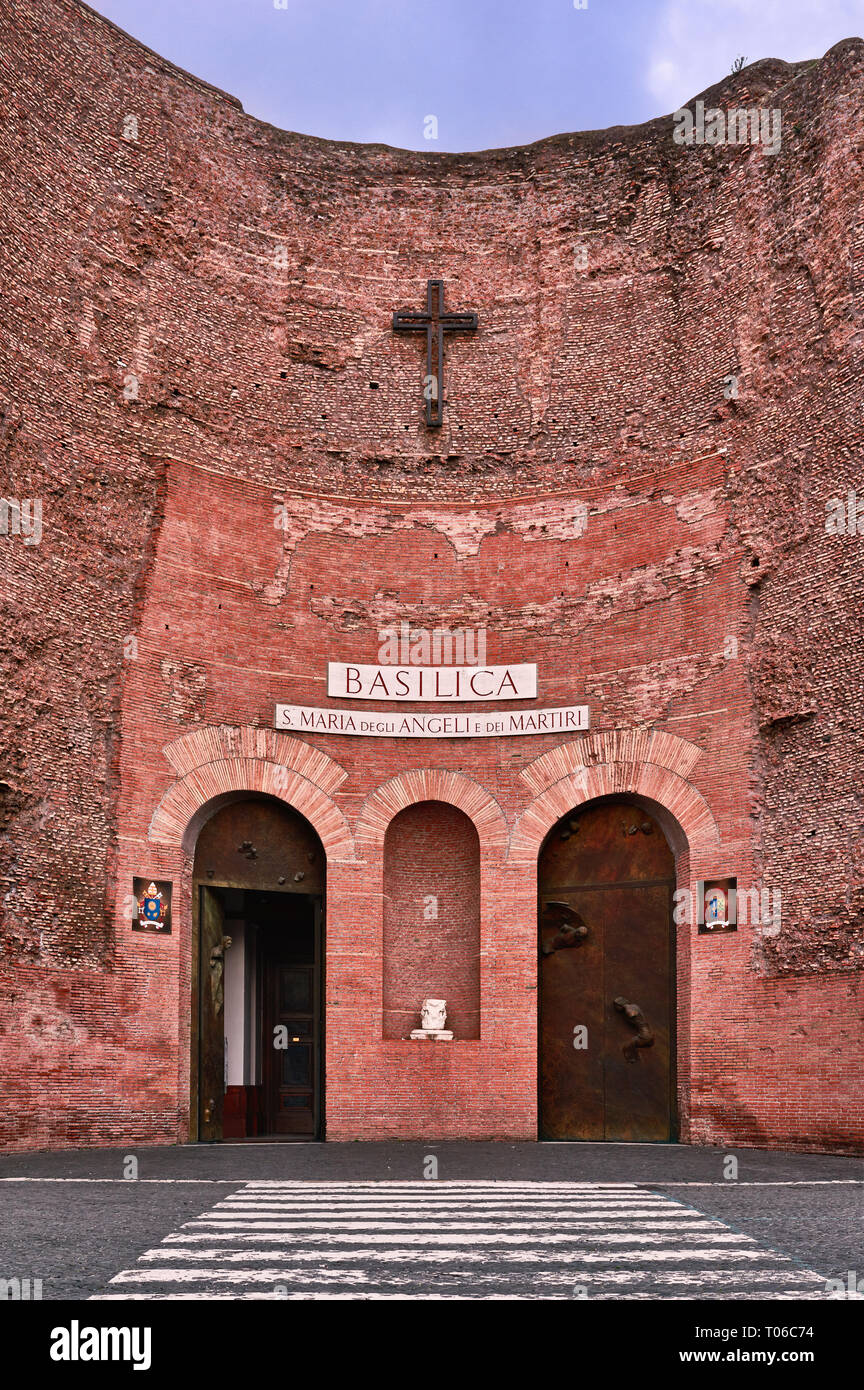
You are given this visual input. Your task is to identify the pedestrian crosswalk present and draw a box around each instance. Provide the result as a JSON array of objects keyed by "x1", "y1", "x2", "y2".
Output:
[{"x1": 93, "y1": 1181, "x2": 830, "y2": 1300}]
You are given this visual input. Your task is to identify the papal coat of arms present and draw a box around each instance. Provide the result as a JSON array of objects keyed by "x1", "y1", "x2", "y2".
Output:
[
  {"x1": 132, "y1": 878, "x2": 172, "y2": 934},
  {"x1": 705, "y1": 887, "x2": 727, "y2": 927},
  {"x1": 698, "y1": 878, "x2": 737, "y2": 934}
]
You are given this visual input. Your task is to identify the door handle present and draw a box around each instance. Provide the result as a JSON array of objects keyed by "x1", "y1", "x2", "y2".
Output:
[{"x1": 613, "y1": 996, "x2": 654, "y2": 1063}]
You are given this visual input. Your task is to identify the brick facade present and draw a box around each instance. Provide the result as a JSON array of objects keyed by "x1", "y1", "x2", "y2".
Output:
[{"x1": 0, "y1": 0, "x2": 861, "y2": 1150}]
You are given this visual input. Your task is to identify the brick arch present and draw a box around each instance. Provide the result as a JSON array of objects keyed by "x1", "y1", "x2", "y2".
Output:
[
  {"x1": 162, "y1": 724, "x2": 348, "y2": 795},
  {"x1": 518, "y1": 728, "x2": 704, "y2": 798},
  {"x1": 354, "y1": 769, "x2": 509, "y2": 860},
  {"x1": 149, "y1": 756, "x2": 355, "y2": 864},
  {"x1": 509, "y1": 760, "x2": 720, "y2": 866}
]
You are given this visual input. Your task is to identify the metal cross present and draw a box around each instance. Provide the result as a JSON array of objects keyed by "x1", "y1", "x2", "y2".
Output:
[{"x1": 392, "y1": 278, "x2": 478, "y2": 427}]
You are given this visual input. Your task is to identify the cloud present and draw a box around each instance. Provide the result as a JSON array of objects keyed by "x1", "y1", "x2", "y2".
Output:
[{"x1": 645, "y1": 0, "x2": 864, "y2": 112}]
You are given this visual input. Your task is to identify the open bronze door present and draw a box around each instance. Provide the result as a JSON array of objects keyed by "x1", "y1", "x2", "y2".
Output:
[
  {"x1": 539, "y1": 801, "x2": 676, "y2": 1141},
  {"x1": 198, "y1": 885, "x2": 226, "y2": 1141}
]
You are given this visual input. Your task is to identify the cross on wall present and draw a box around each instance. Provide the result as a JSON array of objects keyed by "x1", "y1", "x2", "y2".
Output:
[{"x1": 392, "y1": 278, "x2": 478, "y2": 427}]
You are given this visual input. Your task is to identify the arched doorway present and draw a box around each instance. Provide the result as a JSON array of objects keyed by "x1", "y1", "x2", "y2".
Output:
[
  {"x1": 538, "y1": 797, "x2": 676, "y2": 1141},
  {"x1": 191, "y1": 795, "x2": 325, "y2": 1142}
]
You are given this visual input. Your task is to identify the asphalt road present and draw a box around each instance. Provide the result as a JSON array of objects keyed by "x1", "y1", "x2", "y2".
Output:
[{"x1": 0, "y1": 1142, "x2": 861, "y2": 1301}]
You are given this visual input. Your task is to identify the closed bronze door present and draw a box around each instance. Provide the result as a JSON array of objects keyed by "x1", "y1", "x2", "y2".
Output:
[{"x1": 539, "y1": 802, "x2": 676, "y2": 1141}]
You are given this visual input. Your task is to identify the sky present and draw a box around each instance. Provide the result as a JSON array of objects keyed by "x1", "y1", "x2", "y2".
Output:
[{"x1": 88, "y1": 0, "x2": 864, "y2": 151}]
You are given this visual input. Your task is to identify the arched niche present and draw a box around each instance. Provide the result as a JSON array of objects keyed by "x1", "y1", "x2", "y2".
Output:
[{"x1": 382, "y1": 800, "x2": 481, "y2": 1040}]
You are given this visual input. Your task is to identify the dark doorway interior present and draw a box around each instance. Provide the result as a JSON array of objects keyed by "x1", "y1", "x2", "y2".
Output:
[
  {"x1": 191, "y1": 795, "x2": 325, "y2": 1143},
  {"x1": 197, "y1": 886, "x2": 322, "y2": 1141}
]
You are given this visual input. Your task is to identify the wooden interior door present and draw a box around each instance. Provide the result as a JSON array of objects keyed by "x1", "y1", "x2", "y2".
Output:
[
  {"x1": 198, "y1": 885, "x2": 226, "y2": 1141},
  {"x1": 262, "y1": 898, "x2": 320, "y2": 1137},
  {"x1": 539, "y1": 802, "x2": 676, "y2": 1141}
]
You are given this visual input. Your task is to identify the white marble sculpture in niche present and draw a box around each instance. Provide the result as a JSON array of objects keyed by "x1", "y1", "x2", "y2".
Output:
[{"x1": 410, "y1": 998, "x2": 453, "y2": 1040}]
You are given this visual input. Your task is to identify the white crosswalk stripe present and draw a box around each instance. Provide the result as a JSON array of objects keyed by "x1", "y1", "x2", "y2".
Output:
[{"x1": 92, "y1": 1181, "x2": 831, "y2": 1300}]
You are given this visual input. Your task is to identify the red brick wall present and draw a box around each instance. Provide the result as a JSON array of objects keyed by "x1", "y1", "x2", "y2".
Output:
[
  {"x1": 383, "y1": 801, "x2": 480, "y2": 1039},
  {"x1": 0, "y1": 0, "x2": 862, "y2": 1151}
]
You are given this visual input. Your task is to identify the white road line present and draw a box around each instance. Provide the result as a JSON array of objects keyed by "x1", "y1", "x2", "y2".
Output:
[
  {"x1": 98, "y1": 1268, "x2": 826, "y2": 1287},
  {"x1": 145, "y1": 1233, "x2": 757, "y2": 1251},
  {"x1": 207, "y1": 1200, "x2": 683, "y2": 1212},
  {"x1": 178, "y1": 1229, "x2": 757, "y2": 1247},
  {"x1": 214, "y1": 1196, "x2": 681, "y2": 1205},
  {"x1": 106, "y1": 1250, "x2": 802, "y2": 1283},
  {"x1": 215, "y1": 1194, "x2": 678, "y2": 1203},
  {"x1": 90, "y1": 1292, "x2": 830, "y2": 1301},
  {"x1": 211, "y1": 1203, "x2": 698, "y2": 1212},
  {"x1": 159, "y1": 1228, "x2": 722, "y2": 1251},
  {"x1": 217, "y1": 1190, "x2": 672, "y2": 1196},
  {"x1": 6, "y1": 1176, "x2": 862, "y2": 1185},
  {"x1": 117, "y1": 1265, "x2": 828, "y2": 1287},
  {"x1": 231, "y1": 1182, "x2": 654, "y2": 1191},
  {"x1": 201, "y1": 1215, "x2": 702, "y2": 1224},
  {"x1": 214, "y1": 1195, "x2": 677, "y2": 1202},
  {"x1": 109, "y1": 1248, "x2": 796, "y2": 1268},
  {"x1": 0, "y1": 1178, "x2": 247, "y2": 1185},
  {"x1": 180, "y1": 1219, "x2": 722, "y2": 1231},
  {"x1": 646, "y1": 1180, "x2": 863, "y2": 1187}
]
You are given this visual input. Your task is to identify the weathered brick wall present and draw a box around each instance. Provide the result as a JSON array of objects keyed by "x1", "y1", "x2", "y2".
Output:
[{"x1": 0, "y1": 0, "x2": 861, "y2": 1150}]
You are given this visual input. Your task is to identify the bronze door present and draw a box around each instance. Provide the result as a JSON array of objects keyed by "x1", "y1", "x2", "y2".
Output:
[
  {"x1": 198, "y1": 885, "x2": 226, "y2": 1141},
  {"x1": 539, "y1": 802, "x2": 676, "y2": 1141}
]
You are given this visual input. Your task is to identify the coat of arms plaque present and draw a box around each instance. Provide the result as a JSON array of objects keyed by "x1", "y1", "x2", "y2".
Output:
[{"x1": 132, "y1": 878, "x2": 172, "y2": 934}]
